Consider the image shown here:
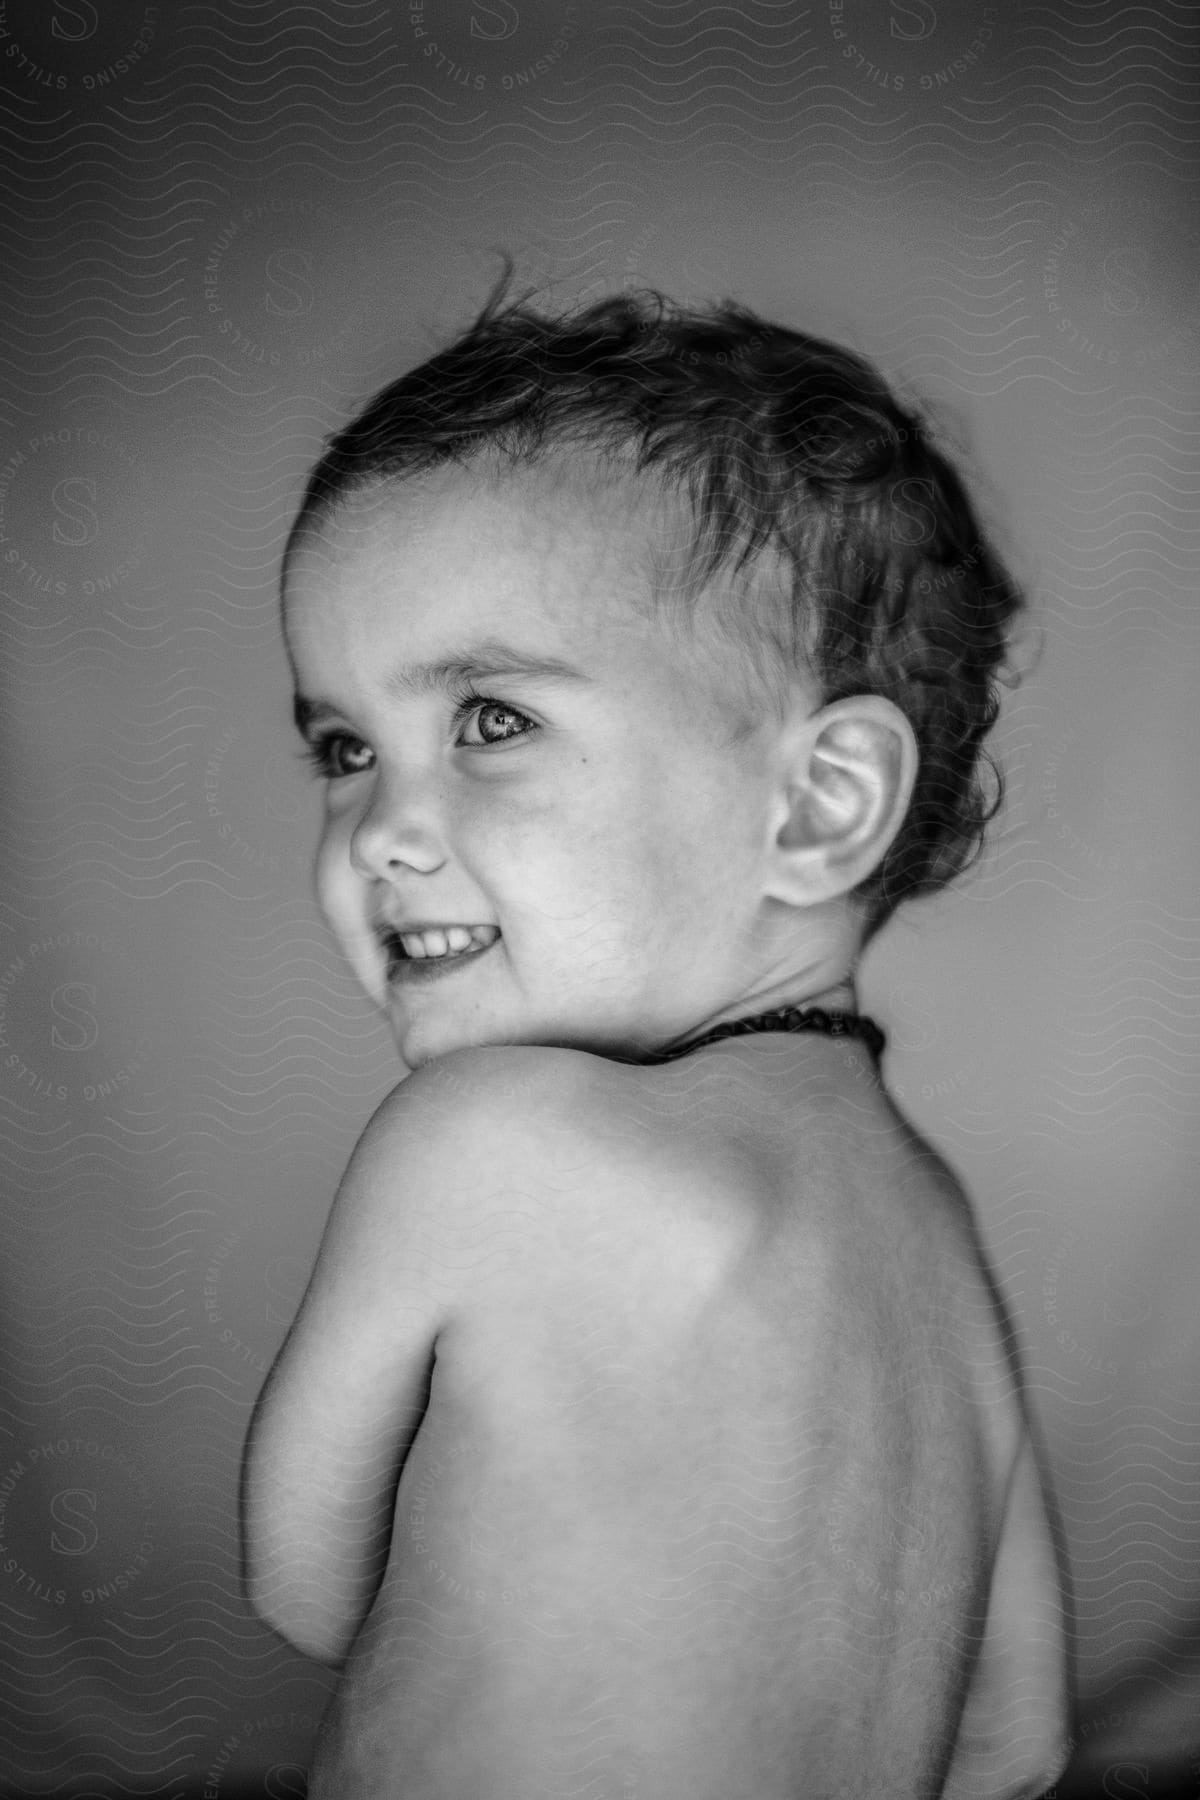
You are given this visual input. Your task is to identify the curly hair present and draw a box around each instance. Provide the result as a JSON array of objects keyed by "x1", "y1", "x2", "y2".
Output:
[{"x1": 288, "y1": 264, "x2": 1029, "y2": 946}]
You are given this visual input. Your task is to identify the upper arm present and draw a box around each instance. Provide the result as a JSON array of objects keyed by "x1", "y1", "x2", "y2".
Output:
[{"x1": 242, "y1": 1049, "x2": 546, "y2": 1663}]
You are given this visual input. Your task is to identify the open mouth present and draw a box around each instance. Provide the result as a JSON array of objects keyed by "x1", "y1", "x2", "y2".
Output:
[{"x1": 382, "y1": 925, "x2": 500, "y2": 979}]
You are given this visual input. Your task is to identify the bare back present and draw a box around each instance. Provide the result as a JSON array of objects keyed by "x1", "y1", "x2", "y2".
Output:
[{"x1": 308, "y1": 1040, "x2": 1066, "y2": 1800}]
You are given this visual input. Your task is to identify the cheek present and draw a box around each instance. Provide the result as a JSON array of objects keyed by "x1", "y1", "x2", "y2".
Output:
[
  {"x1": 481, "y1": 803, "x2": 650, "y2": 942},
  {"x1": 635, "y1": 782, "x2": 754, "y2": 922},
  {"x1": 313, "y1": 815, "x2": 358, "y2": 918}
]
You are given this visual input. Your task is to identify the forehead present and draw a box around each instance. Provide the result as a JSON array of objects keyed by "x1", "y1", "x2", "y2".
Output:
[{"x1": 282, "y1": 458, "x2": 694, "y2": 666}]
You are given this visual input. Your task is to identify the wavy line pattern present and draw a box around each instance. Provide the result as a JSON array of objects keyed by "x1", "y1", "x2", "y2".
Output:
[{"x1": 2, "y1": 0, "x2": 1198, "y2": 1793}]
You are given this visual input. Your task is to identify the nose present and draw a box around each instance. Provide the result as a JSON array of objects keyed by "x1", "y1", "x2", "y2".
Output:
[{"x1": 349, "y1": 774, "x2": 447, "y2": 878}]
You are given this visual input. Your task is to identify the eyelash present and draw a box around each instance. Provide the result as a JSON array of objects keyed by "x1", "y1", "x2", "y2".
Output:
[{"x1": 296, "y1": 690, "x2": 536, "y2": 780}]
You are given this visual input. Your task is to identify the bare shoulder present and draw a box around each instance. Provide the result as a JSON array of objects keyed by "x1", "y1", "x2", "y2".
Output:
[
  {"x1": 321, "y1": 1047, "x2": 710, "y2": 1328},
  {"x1": 385, "y1": 1040, "x2": 1022, "y2": 1459},
  {"x1": 391, "y1": 1042, "x2": 743, "y2": 1206},
  {"x1": 397, "y1": 1043, "x2": 990, "y2": 1303},
  {"x1": 376, "y1": 1042, "x2": 643, "y2": 1162},
  {"x1": 342, "y1": 1044, "x2": 615, "y2": 1225},
  {"x1": 387, "y1": 1043, "x2": 755, "y2": 1303}
]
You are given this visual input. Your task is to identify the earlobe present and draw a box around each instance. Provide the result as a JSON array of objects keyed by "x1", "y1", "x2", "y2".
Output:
[{"x1": 771, "y1": 699, "x2": 917, "y2": 902}]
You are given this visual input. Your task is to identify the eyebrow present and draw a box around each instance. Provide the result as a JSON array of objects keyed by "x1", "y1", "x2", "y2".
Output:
[{"x1": 292, "y1": 638, "x2": 591, "y2": 735}]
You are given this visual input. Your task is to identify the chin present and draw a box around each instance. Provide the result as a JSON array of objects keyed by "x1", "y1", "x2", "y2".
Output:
[{"x1": 386, "y1": 1010, "x2": 471, "y2": 1071}]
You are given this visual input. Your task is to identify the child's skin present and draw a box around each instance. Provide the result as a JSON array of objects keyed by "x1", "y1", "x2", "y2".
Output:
[{"x1": 244, "y1": 458, "x2": 1072, "y2": 1798}]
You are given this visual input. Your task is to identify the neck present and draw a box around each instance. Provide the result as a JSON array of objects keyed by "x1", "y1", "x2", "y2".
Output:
[
  {"x1": 692, "y1": 947, "x2": 861, "y2": 1043},
  {"x1": 744, "y1": 905, "x2": 863, "y2": 1025},
  {"x1": 653, "y1": 968, "x2": 862, "y2": 1063},
  {"x1": 645, "y1": 989, "x2": 882, "y2": 1067},
  {"x1": 801, "y1": 974, "x2": 858, "y2": 1014}
]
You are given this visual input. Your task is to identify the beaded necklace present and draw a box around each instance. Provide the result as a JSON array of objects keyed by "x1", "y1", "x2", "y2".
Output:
[{"x1": 633, "y1": 1004, "x2": 887, "y2": 1066}]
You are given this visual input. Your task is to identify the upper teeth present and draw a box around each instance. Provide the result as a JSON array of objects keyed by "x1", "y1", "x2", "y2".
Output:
[{"x1": 396, "y1": 925, "x2": 499, "y2": 960}]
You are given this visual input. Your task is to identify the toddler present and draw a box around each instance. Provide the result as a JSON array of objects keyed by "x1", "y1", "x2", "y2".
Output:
[{"x1": 242, "y1": 271, "x2": 1072, "y2": 1799}]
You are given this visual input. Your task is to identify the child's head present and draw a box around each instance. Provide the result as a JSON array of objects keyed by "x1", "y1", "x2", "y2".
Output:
[{"x1": 283, "y1": 272, "x2": 1027, "y2": 1067}]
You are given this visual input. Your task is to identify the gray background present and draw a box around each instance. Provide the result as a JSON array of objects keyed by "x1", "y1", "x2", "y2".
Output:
[{"x1": 1, "y1": 1, "x2": 1198, "y2": 1793}]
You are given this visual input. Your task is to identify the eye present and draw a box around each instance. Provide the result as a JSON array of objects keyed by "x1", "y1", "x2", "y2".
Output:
[
  {"x1": 456, "y1": 695, "x2": 536, "y2": 747},
  {"x1": 297, "y1": 732, "x2": 374, "y2": 780}
]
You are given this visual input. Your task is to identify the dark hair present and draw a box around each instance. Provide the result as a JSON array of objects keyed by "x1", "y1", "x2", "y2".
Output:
[{"x1": 289, "y1": 266, "x2": 1031, "y2": 945}]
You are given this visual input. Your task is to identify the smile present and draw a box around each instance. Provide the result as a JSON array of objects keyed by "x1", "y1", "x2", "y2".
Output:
[
  {"x1": 395, "y1": 924, "x2": 500, "y2": 960},
  {"x1": 383, "y1": 924, "x2": 500, "y2": 982}
]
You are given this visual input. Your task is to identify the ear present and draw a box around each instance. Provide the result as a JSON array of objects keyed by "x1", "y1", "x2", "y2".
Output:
[{"x1": 766, "y1": 696, "x2": 918, "y2": 906}]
